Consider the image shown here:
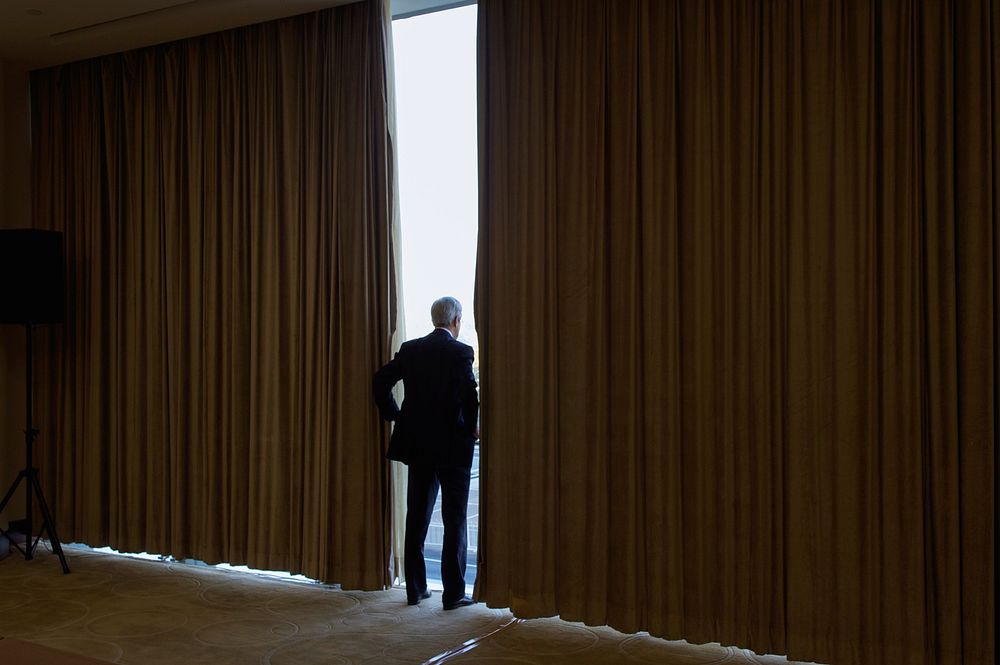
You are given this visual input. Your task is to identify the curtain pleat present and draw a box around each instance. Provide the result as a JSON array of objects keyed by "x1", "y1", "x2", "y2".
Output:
[
  {"x1": 475, "y1": 2, "x2": 996, "y2": 664},
  {"x1": 30, "y1": 0, "x2": 396, "y2": 590}
]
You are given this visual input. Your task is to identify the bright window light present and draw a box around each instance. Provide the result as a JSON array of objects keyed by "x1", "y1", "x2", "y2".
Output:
[{"x1": 393, "y1": 4, "x2": 479, "y2": 351}]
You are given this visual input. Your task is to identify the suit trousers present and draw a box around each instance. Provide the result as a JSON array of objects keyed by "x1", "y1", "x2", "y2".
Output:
[{"x1": 404, "y1": 463, "x2": 471, "y2": 605}]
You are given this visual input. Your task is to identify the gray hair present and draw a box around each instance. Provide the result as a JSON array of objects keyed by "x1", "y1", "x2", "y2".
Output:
[{"x1": 431, "y1": 296, "x2": 463, "y2": 327}]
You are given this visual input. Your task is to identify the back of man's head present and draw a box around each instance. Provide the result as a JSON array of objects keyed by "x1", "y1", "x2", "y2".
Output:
[{"x1": 431, "y1": 296, "x2": 462, "y2": 327}]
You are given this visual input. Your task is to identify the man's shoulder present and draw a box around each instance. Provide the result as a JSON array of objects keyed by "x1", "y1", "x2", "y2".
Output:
[
  {"x1": 397, "y1": 333, "x2": 442, "y2": 355},
  {"x1": 393, "y1": 339, "x2": 416, "y2": 357},
  {"x1": 448, "y1": 338, "x2": 475, "y2": 359}
]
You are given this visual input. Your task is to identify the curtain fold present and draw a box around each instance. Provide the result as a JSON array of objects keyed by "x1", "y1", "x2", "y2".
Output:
[
  {"x1": 380, "y1": 8, "x2": 409, "y2": 584},
  {"x1": 475, "y1": 1, "x2": 996, "y2": 664},
  {"x1": 30, "y1": 0, "x2": 397, "y2": 590}
]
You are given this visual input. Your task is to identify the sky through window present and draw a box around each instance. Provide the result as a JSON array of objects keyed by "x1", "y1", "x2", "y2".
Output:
[{"x1": 392, "y1": 4, "x2": 478, "y2": 353}]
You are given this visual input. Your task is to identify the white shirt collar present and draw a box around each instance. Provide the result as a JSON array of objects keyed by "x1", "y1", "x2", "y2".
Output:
[{"x1": 434, "y1": 326, "x2": 455, "y2": 338}]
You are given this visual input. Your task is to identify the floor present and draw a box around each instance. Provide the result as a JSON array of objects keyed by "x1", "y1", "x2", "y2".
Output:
[{"x1": 0, "y1": 545, "x2": 818, "y2": 664}]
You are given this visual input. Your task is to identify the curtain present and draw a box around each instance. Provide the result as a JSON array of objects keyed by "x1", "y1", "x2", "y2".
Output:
[
  {"x1": 475, "y1": 2, "x2": 996, "y2": 664},
  {"x1": 381, "y1": 11, "x2": 409, "y2": 584},
  {"x1": 30, "y1": 0, "x2": 398, "y2": 590}
]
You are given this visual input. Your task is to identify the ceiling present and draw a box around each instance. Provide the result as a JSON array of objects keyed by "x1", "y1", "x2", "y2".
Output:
[{"x1": 0, "y1": 0, "x2": 358, "y2": 69}]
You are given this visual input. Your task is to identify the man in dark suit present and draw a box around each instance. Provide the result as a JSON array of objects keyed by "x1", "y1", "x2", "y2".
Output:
[{"x1": 373, "y1": 296, "x2": 479, "y2": 610}]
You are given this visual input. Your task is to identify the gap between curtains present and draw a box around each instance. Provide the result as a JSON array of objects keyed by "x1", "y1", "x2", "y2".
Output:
[
  {"x1": 474, "y1": 2, "x2": 997, "y2": 664},
  {"x1": 30, "y1": 0, "x2": 398, "y2": 590}
]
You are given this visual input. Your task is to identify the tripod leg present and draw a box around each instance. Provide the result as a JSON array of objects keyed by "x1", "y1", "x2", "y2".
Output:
[
  {"x1": 0, "y1": 470, "x2": 27, "y2": 515},
  {"x1": 29, "y1": 471, "x2": 70, "y2": 574},
  {"x1": 0, "y1": 471, "x2": 28, "y2": 557}
]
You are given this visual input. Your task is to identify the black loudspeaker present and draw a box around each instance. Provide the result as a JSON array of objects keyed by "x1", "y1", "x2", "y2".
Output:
[
  {"x1": 0, "y1": 229, "x2": 65, "y2": 324},
  {"x1": 0, "y1": 228, "x2": 71, "y2": 573}
]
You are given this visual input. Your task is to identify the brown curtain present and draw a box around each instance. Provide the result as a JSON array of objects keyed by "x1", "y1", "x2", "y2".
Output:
[
  {"x1": 30, "y1": 0, "x2": 397, "y2": 590},
  {"x1": 475, "y1": 1, "x2": 996, "y2": 664}
]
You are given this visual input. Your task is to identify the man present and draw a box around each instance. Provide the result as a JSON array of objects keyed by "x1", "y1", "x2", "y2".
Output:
[{"x1": 373, "y1": 296, "x2": 479, "y2": 610}]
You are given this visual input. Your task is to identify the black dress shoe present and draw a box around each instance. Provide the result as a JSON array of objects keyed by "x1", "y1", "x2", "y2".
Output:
[
  {"x1": 442, "y1": 596, "x2": 477, "y2": 611},
  {"x1": 407, "y1": 590, "x2": 432, "y2": 606}
]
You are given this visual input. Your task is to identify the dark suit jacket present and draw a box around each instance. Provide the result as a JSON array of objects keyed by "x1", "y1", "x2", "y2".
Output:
[{"x1": 373, "y1": 328, "x2": 479, "y2": 469}]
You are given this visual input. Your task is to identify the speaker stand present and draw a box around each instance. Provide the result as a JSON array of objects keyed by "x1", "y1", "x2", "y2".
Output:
[{"x1": 0, "y1": 324, "x2": 70, "y2": 574}]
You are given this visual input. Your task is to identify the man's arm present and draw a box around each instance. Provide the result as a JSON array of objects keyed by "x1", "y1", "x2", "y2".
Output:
[
  {"x1": 373, "y1": 353, "x2": 404, "y2": 421},
  {"x1": 456, "y1": 345, "x2": 479, "y2": 438}
]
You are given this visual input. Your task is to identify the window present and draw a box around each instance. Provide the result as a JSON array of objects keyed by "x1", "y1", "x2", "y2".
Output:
[{"x1": 392, "y1": 2, "x2": 479, "y2": 591}]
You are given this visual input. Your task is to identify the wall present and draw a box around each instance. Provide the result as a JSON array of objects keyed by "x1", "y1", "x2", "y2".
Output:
[{"x1": 0, "y1": 58, "x2": 31, "y2": 528}]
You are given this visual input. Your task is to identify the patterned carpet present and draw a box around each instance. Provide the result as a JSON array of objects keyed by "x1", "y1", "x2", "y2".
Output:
[{"x1": 0, "y1": 546, "x2": 817, "y2": 664}]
